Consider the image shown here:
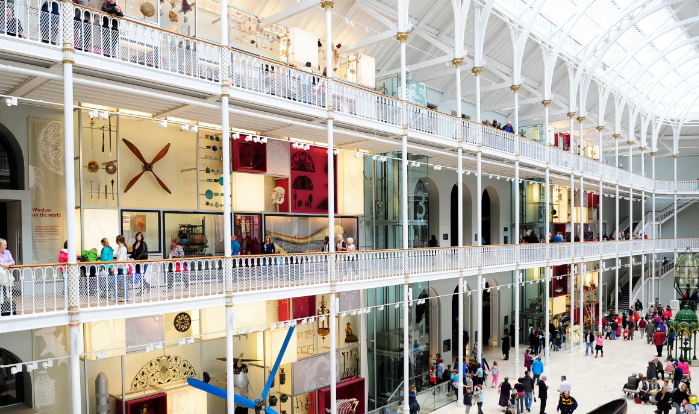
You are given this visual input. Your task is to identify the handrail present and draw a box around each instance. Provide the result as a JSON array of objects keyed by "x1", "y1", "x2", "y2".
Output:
[
  {"x1": 2, "y1": 239, "x2": 699, "y2": 321},
  {"x1": 4, "y1": 4, "x2": 699, "y2": 192}
]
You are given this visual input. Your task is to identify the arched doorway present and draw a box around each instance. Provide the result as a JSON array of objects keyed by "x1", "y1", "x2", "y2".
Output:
[
  {"x1": 0, "y1": 348, "x2": 27, "y2": 407},
  {"x1": 482, "y1": 186, "x2": 501, "y2": 245},
  {"x1": 482, "y1": 190, "x2": 491, "y2": 245},
  {"x1": 450, "y1": 184, "x2": 473, "y2": 246},
  {"x1": 451, "y1": 283, "x2": 472, "y2": 360},
  {"x1": 427, "y1": 177, "x2": 439, "y2": 244},
  {"x1": 428, "y1": 288, "x2": 439, "y2": 357},
  {"x1": 0, "y1": 124, "x2": 24, "y2": 190},
  {"x1": 413, "y1": 179, "x2": 429, "y2": 247}
]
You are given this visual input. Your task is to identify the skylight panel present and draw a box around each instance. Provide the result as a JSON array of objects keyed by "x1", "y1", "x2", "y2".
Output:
[
  {"x1": 616, "y1": 28, "x2": 642, "y2": 50},
  {"x1": 635, "y1": 45, "x2": 656, "y2": 64},
  {"x1": 654, "y1": 29, "x2": 685, "y2": 51},
  {"x1": 602, "y1": 43, "x2": 629, "y2": 66},
  {"x1": 636, "y1": 8, "x2": 674, "y2": 34},
  {"x1": 647, "y1": 61, "x2": 668, "y2": 78},
  {"x1": 570, "y1": 15, "x2": 598, "y2": 43}
]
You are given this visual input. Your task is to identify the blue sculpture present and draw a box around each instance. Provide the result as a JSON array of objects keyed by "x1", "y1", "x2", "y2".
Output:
[{"x1": 187, "y1": 325, "x2": 296, "y2": 414}]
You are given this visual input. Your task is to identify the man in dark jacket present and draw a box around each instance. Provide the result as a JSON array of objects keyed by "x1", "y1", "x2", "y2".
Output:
[
  {"x1": 647, "y1": 360, "x2": 658, "y2": 382},
  {"x1": 654, "y1": 357, "x2": 664, "y2": 380},
  {"x1": 611, "y1": 320, "x2": 619, "y2": 340},
  {"x1": 656, "y1": 386, "x2": 672, "y2": 414},
  {"x1": 501, "y1": 335, "x2": 510, "y2": 360},
  {"x1": 522, "y1": 371, "x2": 535, "y2": 411},
  {"x1": 537, "y1": 376, "x2": 548, "y2": 414}
]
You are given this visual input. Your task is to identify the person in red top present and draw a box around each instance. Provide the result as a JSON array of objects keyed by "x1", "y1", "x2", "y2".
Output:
[{"x1": 653, "y1": 329, "x2": 666, "y2": 358}]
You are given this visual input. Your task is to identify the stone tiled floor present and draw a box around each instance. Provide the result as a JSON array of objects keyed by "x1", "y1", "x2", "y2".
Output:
[{"x1": 432, "y1": 332, "x2": 697, "y2": 414}]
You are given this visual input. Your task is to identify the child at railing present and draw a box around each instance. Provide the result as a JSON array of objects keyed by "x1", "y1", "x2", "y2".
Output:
[{"x1": 99, "y1": 237, "x2": 115, "y2": 300}]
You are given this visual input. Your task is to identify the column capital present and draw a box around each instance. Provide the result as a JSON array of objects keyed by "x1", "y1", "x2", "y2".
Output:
[
  {"x1": 627, "y1": 141, "x2": 634, "y2": 146},
  {"x1": 452, "y1": 57, "x2": 464, "y2": 68},
  {"x1": 639, "y1": 146, "x2": 646, "y2": 152},
  {"x1": 471, "y1": 66, "x2": 483, "y2": 76},
  {"x1": 576, "y1": 116, "x2": 585, "y2": 123},
  {"x1": 673, "y1": 154, "x2": 678, "y2": 158},
  {"x1": 320, "y1": 0, "x2": 334, "y2": 10},
  {"x1": 650, "y1": 151, "x2": 657, "y2": 156},
  {"x1": 596, "y1": 126, "x2": 604, "y2": 132},
  {"x1": 613, "y1": 133, "x2": 620, "y2": 139},
  {"x1": 510, "y1": 84, "x2": 521, "y2": 93},
  {"x1": 396, "y1": 31, "x2": 409, "y2": 43},
  {"x1": 541, "y1": 100, "x2": 551, "y2": 107},
  {"x1": 567, "y1": 112, "x2": 576, "y2": 119},
  {"x1": 221, "y1": 80, "x2": 230, "y2": 97}
]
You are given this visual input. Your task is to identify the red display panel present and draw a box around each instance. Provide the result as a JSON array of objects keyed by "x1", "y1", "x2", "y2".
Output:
[
  {"x1": 232, "y1": 135, "x2": 267, "y2": 173},
  {"x1": 317, "y1": 377, "x2": 365, "y2": 414},
  {"x1": 234, "y1": 214, "x2": 261, "y2": 255},
  {"x1": 116, "y1": 392, "x2": 167, "y2": 414},
  {"x1": 289, "y1": 145, "x2": 336, "y2": 214}
]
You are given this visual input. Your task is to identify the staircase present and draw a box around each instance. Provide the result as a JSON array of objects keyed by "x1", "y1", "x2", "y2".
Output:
[
  {"x1": 609, "y1": 268, "x2": 641, "y2": 311},
  {"x1": 608, "y1": 259, "x2": 675, "y2": 310},
  {"x1": 612, "y1": 199, "x2": 696, "y2": 239},
  {"x1": 633, "y1": 198, "x2": 697, "y2": 236}
]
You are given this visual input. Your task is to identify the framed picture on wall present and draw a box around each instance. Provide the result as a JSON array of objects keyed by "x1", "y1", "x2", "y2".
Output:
[{"x1": 120, "y1": 210, "x2": 161, "y2": 253}]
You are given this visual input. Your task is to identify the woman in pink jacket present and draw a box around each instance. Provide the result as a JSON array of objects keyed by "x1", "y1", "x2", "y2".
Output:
[{"x1": 595, "y1": 332, "x2": 604, "y2": 357}]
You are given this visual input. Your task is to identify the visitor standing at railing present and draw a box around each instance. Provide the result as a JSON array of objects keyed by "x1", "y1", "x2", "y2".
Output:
[
  {"x1": 99, "y1": 237, "x2": 114, "y2": 300},
  {"x1": 336, "y1": 235, "x2": 346, "y2": 252},
  {"x1": 4, "y1": 6, "x2": 24, "y2": 38},
  {"x1": 40, "y1": 1, "x2": 60, "y2": 45},
  {"x1": 131, "y1": 232, "x2": 149, "y2": 295},
  {"x1": 101, "y1": 0, "x2": 123, "y2": 58},
  {"x1": 0, "y1": 238, "x2": 15, "y2": 313},
  {"x1": 262, "y1": 235, "x2": 276, "y2": 266},
  {"x1": 131, "y1": 232, "x2": 148, "y2": 273},
  {"x1": 115, "y1": 235, "x2": 129, "y2": 302},
  {"x1": 230, "y1": 235, "x2": 241, "y2": 256}
]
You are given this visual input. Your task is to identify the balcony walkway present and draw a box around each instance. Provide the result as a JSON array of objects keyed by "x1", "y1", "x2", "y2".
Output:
[{"x1": 0, "y1": 239, "x2": 694, "y2": 333}]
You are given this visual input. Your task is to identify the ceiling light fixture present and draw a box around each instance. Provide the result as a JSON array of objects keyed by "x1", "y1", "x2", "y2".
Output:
[{"x1": 5, "y1": 97, "x2": 17, "y2": 107}]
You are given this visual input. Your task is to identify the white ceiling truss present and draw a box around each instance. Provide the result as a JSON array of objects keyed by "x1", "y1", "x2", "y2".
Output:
[{"x1": 224, "y1": 0, "x2": 699, "y2": 156}]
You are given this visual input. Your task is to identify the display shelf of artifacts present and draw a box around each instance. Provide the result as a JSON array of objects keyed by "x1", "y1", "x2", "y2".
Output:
[{"x1": 198, "y1": 132, "x2": 226, "y2": 211}]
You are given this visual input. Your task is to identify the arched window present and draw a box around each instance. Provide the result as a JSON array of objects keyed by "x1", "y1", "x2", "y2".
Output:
[
  {"x1": 0, "y1": 348, "x2": 26, "y2": 407},
  {"x1": 0, "y1": 131, "x2": 19, "y2": 190}
]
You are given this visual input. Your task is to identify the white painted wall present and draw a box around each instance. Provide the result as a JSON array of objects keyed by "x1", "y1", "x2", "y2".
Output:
[{"x1": 427, "y1": 168, "x2": 512, "y2": 246}]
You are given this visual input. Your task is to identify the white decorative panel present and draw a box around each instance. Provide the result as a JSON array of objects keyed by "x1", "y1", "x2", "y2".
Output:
[
  {"x1": 337, "y1": 152, "x2": 364, "y2": 215},
  {"x1": 232, "y1": 172, "x2": 265, "y2": 211},
  {"x1": 83, "y1": 208, "x2": 120, "y2": 253},
  {"x1": 291, "y1": 27, "x2": 319, "y2": 68},
  {"x1": 358, "y1": 54, "x2": 376, "y2": 88},
  {"x1": 267, "y1": 140, "x2": 290, "y2": 177}
]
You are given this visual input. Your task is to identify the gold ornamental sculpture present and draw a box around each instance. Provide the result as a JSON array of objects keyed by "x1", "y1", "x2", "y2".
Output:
[{"x1": 317, "y1": 296, "x2": 330, "y2": 341}]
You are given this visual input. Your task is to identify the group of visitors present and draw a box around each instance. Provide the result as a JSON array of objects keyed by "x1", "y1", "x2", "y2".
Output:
[
  {"x1": 483, "y1": 119, "x2": 514, "y2": 133},
  {"x1": 497, "y1": 374, "x2": 573, "y2": 414}
]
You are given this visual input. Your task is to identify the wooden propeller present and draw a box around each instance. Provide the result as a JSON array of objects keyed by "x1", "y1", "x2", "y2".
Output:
[{"x1": 122, "y1": 139, "x2": 172, "y2": 194}]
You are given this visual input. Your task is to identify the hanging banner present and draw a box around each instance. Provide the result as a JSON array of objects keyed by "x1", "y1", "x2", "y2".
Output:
[{"x1": 28, "y1": 117, "x2": 66, "y2": 264}]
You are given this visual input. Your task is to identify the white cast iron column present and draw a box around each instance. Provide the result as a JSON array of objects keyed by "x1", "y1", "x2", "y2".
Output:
[
  {"x1": 61, "y1": 2, "x2": 80, "y2": 412},
  {"x1": 455, "y1": 57, "x2": 465, "y2": 407},
  {"x1": 651, "y1": 152, "x2": 656, "y2": 303},
  {"x1": 578, "y1": 172, "x2": 584, "y2": 349},
  {"x1": 569, "y1": 172, "x2": 575, "y2": 350}
]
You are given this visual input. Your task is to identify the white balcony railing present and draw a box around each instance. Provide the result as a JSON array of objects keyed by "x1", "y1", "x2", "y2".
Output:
[
  {"x1": 1, "y1": 239, "x2": 696, "y2": 319},
  {"x1": 2, "y1": 2, "x2": 699, "y2": 195}
]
